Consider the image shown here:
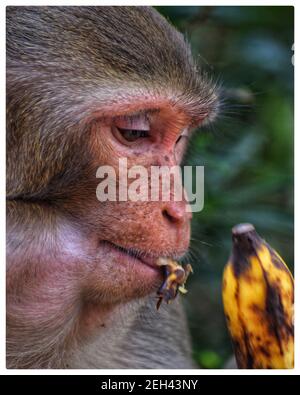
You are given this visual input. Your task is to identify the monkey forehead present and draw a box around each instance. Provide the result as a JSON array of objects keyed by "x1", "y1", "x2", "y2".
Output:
[{"x1": 7, "y1": 6, "x2": 219, "y2": 125}]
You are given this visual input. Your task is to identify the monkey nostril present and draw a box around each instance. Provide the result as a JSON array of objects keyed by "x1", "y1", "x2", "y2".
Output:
[
  {"x1": 162, "y1": 204, "x2": 189, "y2": 225},
  {"x1": 162, "y1": 209, "x2": 178, "y2": 224}
]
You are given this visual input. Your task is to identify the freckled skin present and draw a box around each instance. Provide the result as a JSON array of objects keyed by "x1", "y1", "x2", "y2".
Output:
[{"x1": 6, "y1": 6, "x2": 218, "y2": 368}]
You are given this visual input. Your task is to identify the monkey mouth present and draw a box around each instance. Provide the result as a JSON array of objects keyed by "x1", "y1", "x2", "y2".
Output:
[{"x1": 102, "y1": 241, "x2": 162, "y2": 271}]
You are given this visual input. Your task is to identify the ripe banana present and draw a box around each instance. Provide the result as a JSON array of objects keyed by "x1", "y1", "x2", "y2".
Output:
[{"x1": 222, "y1": 223, "x2": 294, "y2": 369}]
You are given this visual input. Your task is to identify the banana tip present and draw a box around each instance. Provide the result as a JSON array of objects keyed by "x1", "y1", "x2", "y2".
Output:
[{"x1": 232, "y1": 223, "x2": 255, "y2": 236}]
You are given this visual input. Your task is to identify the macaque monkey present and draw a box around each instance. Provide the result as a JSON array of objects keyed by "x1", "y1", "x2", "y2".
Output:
[{"x1": 6, "y1": 6, "x2": 219, "y2": 368}]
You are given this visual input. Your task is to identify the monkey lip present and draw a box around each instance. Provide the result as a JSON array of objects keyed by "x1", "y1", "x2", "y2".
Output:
[{"x1": 103, "y1": 241, "x2": 162, "y2": 271}]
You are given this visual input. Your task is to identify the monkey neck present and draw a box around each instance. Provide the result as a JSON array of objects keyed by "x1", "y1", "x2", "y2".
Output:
[
  {"x1": 76, "y1": 298, "x2": 139, "y2": 340},
  {"x1": 67, "y1": 298, "x2": 145, "y2": 368},
  {"x1": 68, "y1": 297, "x2": 196, "y2": 369}
]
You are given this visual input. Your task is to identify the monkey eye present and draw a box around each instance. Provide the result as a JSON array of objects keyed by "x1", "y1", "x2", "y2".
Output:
[
  {"x1": 112, "y1": 112, "x2": 152, "y2": 146},
  {"x1": 115, "y1": 127, "x2": 150, "y2": 143}
]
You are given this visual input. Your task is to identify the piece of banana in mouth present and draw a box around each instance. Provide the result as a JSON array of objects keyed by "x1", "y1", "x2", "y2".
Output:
[{"x1": 156, "y1": 257, "x2": 193, "y2": 310}]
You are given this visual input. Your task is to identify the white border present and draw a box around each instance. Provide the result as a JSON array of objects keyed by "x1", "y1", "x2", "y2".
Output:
[{"x1": 1, "y1": 1, "x2": 297, "y2": 375}]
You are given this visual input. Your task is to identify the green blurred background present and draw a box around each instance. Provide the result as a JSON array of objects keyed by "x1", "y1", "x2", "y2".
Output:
[{"x1": 157, "y1": 6, "x2": 294, "y2": 369}]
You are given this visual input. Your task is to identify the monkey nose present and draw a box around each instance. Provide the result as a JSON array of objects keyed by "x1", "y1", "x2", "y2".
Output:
[{"x1": 162, "y1": 202, "x2": 192, "y2": 226}]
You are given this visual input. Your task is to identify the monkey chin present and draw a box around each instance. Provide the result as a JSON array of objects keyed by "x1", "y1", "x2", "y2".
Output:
[
  {"x1": 84, "y1": 240, "x2": 164, "y2": 307},
  {"x1": 75, "y1": 241, "x2": 164, "y2": 337}
]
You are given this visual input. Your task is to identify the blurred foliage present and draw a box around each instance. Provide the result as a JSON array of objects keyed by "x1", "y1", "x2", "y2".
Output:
[{"x1": 157, "y1": 6, "x2": 294, "y2": 368}]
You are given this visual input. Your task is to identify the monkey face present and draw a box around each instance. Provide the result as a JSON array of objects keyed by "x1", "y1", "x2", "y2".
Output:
[{"x1": 57, "y1": 102, "x2": 194, "y2": 306}]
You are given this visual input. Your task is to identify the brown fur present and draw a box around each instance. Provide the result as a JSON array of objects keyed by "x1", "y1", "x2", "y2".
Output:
[{"x1": 6, "y1": 6, "x2": 218, "y2": 368}]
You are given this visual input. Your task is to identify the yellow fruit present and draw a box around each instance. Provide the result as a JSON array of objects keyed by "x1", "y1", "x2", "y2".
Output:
[{"x1": 222, "y1": 223, "x2": 294, "y2": 369}]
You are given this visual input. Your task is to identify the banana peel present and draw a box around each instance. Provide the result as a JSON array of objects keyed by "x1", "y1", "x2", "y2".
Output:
[
  {"x1": 222, "y1": 223, "x2": 294, "y2": 369},
  {"x1": 156, "y1": 257, "x2": 193, "y2": 310}
]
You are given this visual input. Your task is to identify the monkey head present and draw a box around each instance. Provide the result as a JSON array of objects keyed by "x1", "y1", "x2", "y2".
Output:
[{"x1": 6, "y1": 6, "x2": 219, "y2": 368}]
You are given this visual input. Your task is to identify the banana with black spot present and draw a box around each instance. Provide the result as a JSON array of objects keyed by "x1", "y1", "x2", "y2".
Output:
[{"x1": 222, "y1": 223, "x2": 294, "y2": 369}]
